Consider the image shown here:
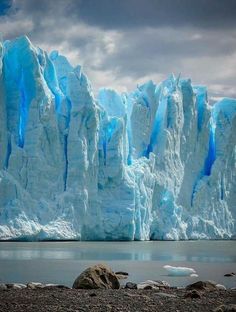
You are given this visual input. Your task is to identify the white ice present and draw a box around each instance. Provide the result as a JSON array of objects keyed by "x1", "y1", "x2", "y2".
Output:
[
  {"x1": 0, "y1": 36, "x2": 235, "y2": 241},
  {"x1": 163, "y1": 265, "x2": 197, "y2": 276}
]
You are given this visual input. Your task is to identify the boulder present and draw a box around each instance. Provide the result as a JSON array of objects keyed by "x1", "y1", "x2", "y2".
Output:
[
  {"x1": 72, "y1": 264, "x2": 120, "y2": 289},
  {"x1": 186, "y1": 281, "x2": 217, "y2": 291}
]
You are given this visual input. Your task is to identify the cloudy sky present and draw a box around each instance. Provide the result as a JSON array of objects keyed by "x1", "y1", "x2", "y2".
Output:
[{"x1": 0, "y1": 0, "x2": 236, "y2": 100}]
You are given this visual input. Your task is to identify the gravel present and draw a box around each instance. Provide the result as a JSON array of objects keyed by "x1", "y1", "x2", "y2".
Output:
[{"x1": 0, "y1": 288, "x2": 236, "y2": 312}]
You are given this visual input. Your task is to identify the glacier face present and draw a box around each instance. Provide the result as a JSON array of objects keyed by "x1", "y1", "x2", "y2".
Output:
[{"x1": 0, "y1": 36, "x2": 235, "y2": 241}]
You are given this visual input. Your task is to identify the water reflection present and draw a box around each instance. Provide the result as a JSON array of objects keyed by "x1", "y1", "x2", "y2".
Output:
[{"x1": 0, "y1": 241, "x2": 235, "y2": 263}]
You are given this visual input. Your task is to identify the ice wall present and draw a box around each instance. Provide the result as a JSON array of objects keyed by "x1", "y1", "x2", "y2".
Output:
[{"x1": 0, "y1": 36, "x2": 235, "y2": 240}]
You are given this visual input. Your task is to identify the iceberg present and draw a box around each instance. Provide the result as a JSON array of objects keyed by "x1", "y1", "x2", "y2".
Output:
[
  {"x1": 163, "y1": 265, "x2": 197, "y2": 277},
  {"x1": 0, "y1": 36, "x2": 235, "y2": 241}
]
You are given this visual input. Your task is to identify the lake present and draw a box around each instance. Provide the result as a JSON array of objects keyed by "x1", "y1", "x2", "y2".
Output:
[{"x1": 0, "y1": 241, "x2": 235, "y2": 288}]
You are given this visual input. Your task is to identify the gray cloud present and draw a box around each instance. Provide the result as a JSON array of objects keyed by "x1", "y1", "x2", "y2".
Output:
[
  {"x1": 0, "y1": 0, "x2": 236, "y2": 100},
  {"x1": 69, "y1": 0, "x2": 236, "y2": 30},
  {"x1": 8, "y1": 0, "x2": 236, "y2": 31},
  {"x1": 93, "y1": 28, "x2": 236, "y2": 74}
]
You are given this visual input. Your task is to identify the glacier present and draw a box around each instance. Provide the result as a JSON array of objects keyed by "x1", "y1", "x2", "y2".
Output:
[{"x1": 0, "y1": 36, "x2": 235, "y2": 241}]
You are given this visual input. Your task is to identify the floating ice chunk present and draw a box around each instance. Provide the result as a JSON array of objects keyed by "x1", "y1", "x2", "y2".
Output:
[{"x1": 163, "y1": 265, "x2": 196, "y2": 276}]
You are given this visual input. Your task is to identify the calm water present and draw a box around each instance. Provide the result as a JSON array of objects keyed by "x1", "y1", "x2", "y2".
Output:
[{"x1": 0, "y1": 241, "x2": 235, "y2": 288}]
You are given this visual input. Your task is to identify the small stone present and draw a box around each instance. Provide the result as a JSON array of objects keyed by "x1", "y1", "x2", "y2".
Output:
[
  {"x1": 115, "y1": 271, "x2": 129, "y2": 276},
  {"x1": 224, "y1": 273, "x2": 235, "y2": 277},
  {"x1": 0, "y1": 283, "x2": 7, "y2": 290},
  {"x1": 155, "y1": 292, "x2": 177, "y2": 298},
  {"x1": 27, "y1": 282, "x2": 44, "y2": 289},
  {"x1": 6, "y1": 283, "x2": 27, "y2": 289},
  {"x1": 125, "y1": 282, "x2": 137, "y2": 289},
  {"x1": 44, "y1": 284, "x2": 70, "y2": 289},
  {"x1": 105, "y1": 304, "x2": 112, "y2": 311},
  {"x1": 89, "y1": 292, "x2": 97, "y2": 297},
  {"x1": 58, "y1": 284, "x2": 71, "y2": 289},
  {"x1": 159, "y1": 280, "x2": 170, "y2": 288},
  {"x1": 216, "y1": 284, "x2": 226, "y2": 290},
  {"x1": 137, "y1": 280, "x2": 167, "y2": 290},
  {"x1": 214, "y1": 304, "x2": 236, "y2": 312},
  {"x1": 143, "y1": 285, "x2": 153, "y2": 290},
  {"x1": 115, "y1": 274, "x2": 128, "y2": 280},
  {"x1": 184, "y1": 290, "x2": 201, "y2": 299}
]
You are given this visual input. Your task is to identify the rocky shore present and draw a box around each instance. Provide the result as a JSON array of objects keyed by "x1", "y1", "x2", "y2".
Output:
[
  {"x1": 0, "y1": 264, "x2": 235, "y2": 312},
  {"x1": 1, "y1": 287, "x2": 236, "y2": 312}
]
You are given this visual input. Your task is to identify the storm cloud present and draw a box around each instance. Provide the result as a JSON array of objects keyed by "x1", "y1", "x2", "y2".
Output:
[{"x1": 0, "y1": 0, "x2": 236, "y2": 100}]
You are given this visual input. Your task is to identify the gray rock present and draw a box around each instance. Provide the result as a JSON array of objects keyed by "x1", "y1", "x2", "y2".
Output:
[
  {"x1": 158, "y1": 280, "x2": 170, "y2": 288},
  {"x1": 6, "y1": 283, "x2": 27, "y2": 289},
  {"x1": 184, "y1": 290, "x2": 201, "y2": 299},
  {"x1": 224, "y1": 273, "x2": 235, "y2": 277},
  {"x1": 115, "y1": 271, "x2": 129, "y2": 276},
  {"x1": 137, "y1": 280, "x2": 169, "y2": 290},
  {"x1": 186, "y1": 281, "x2": 218, "y2": 291},
  {"x1": 89, "y1": 292, "x2": 97, "y2": 297},
  {"x1": 27, "y1": 282, "x2": 70, "y2": 289},
  {"x1": 73, "y1": 264, "x2": 120, "y2": 289},
  {"x1": 44, "y1": 284, "x2": 70, "y2": 289},
  {"x1": 0, "y1": 283, "x2": 7, "y2": 290},
  {"x1": 27, "y1": 282, "x2": 44, "y2": 289},
  {"x1": 155, "y1": 292, "x2": 177, "y2": 298},
  {"x1": 115, "y1": 274, "x2": 128, "y2": 280},
  {"x1": 125, "y1": 282, "x2": 137, "y2": 289},
  {"x1": 216, "y1": 284, "x2": 227, "y2": 290}
]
